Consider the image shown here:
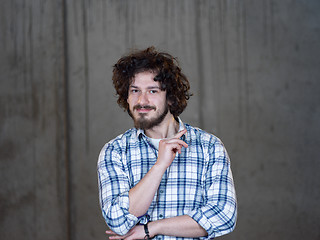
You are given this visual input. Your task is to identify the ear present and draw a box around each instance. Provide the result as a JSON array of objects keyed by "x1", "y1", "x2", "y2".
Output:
[{"x1": 167, "y1": 98, "x2": 172, "y2": 106}]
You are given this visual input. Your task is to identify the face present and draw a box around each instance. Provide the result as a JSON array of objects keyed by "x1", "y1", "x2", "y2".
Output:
[{"x1": 127, "y1": 71, "x2": 170, "y2": 130}]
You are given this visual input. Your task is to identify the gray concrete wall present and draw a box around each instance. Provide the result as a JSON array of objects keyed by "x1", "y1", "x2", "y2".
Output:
[
  {"x1": 0, "y1": 1, "x2": 69, "y2": 239},
  {"x1": 1, "y1": 1, "x2": 319, "y2": 240}
]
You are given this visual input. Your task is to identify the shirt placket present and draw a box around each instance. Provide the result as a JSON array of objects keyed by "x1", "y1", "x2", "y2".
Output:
[
  {"x1": 140, "y1": 135, "x2": 165, "y2": 222},
  {"x1": 139, "y1": 133, "x2": 186, "y2": 240}
]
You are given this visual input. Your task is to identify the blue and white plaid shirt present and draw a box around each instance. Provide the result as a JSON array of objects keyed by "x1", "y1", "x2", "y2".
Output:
[{"x1": 98, "y1": 121, "x2": 237, "y2": 239}]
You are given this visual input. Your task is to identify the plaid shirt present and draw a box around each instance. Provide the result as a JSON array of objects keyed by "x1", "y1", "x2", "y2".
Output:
[{"x1": 97, "y1": 121, "x2": 237, "y2": 239}]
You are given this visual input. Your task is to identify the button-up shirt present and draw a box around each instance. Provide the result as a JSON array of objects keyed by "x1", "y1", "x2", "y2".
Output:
[{"x1": 97, "y1": 121, "x2": 237, "y2": 239}]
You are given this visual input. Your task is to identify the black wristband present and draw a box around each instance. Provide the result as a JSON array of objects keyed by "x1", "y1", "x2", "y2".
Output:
[{"x1": 144, "y1": 222, "x2": 150, "y2": 240}]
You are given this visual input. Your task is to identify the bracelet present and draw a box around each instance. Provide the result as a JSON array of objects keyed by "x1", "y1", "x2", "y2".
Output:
[{"x1": 144, "y1": 222, "x2": 151, "y2": 240}]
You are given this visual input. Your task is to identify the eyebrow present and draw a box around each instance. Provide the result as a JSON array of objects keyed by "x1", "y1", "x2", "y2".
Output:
[{"x1": 129, "y1": 85, "x2": 161, "y2": 90}]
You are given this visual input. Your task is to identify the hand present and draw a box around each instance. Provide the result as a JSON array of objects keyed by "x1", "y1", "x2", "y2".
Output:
[
  {"x1": 156, "y1": 129, "x2": 188, "y2": 169},
  {"x1": 106, "y1": 225, "x2": 149, "y2": 240}
]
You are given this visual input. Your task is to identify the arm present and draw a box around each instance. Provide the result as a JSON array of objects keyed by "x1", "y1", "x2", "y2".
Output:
[
  {"x1": 128, "y1": 129, "x2": 188, "y2": 217},
  {"x1": 98, "y1": 143, "x2": 139, "y2": 235},
  {"x1": 187, "y1": 138, "x2": 237, "y2": 238},
  {"x1": 106, "y1": 215, "x2": 207, "y2": 239},
  {"x1": 149, "y1": 215, "x2": 207, "y2": 238}
]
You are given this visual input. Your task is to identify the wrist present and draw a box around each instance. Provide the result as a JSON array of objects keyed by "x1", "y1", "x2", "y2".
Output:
[
  {"x1": 153, "y1": 161, "x2": 168, "y2": 173},
  {"x1": 148, "y1": 220, "x2": 161, "y2": 238},
  {"x1": 144, "y1": 222, "x2": 151, "y2": 239}
]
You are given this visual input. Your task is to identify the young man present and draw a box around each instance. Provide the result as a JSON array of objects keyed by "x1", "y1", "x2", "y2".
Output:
[{"x1": 97, "y1": 47, "x2": 237, "y2": 239}]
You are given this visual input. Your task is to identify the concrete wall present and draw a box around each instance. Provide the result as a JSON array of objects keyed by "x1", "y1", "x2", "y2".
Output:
[
  {"x1": 0, "y1": 1, "x2": 69, "y2": 240},
  {"x1": 1, "y1": 1, "x2": 319, "y2": 240}
]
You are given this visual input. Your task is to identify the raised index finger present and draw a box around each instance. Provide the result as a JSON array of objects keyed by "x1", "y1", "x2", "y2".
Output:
[{"x1": 173, "y1": 128, "x2": 187, "y2": 139}]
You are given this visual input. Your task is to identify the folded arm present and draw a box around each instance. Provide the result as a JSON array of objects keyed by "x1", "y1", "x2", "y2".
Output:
[{"x1": 106, "y1": 215, "x2": 207, "y2": 240}]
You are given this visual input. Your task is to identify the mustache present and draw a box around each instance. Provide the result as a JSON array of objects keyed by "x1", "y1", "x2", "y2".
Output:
[{"x1": 133, "y1": 105, "x2": 156, "y2": 111}]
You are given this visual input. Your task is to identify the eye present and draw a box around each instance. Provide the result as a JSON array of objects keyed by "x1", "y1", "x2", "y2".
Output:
[
  {"x1": 150, "y1": 89, "x2": 158, "y2": 94},
  {"x1": 130, "y1": 89, "x2": 139, "y2": 93}
]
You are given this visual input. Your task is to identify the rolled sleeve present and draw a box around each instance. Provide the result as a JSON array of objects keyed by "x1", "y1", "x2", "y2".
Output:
[
  {"x1": 187, "y1": 139, "x2": 237, "y2": 239},
  {"x1": 97, "y1": 142, "x2": 139, "y2": 235}
]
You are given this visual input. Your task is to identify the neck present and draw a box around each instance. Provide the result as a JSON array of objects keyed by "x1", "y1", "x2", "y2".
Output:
[{"x1": 145, "y1": 114, "x2": 179, "y2": 139}]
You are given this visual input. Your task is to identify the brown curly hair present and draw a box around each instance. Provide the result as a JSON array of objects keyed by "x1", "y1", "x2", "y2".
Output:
[{"x1": 112, "y1": 46, "x2": 192, "y2": 118}]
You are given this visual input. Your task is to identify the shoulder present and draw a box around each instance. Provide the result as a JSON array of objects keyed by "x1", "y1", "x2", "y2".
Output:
[
  {"x1": 185, "y1": 123, "x2": 223, "y2": 147},
  {"x1": 184, "y1": 124, "x2": 230, "y2": 163},
  {"x1": 97, "y1": 128, "x2": 138, "y2": 167},
  {"x1": 100, "y1": 128, "x2": 137, "y2": 153}
]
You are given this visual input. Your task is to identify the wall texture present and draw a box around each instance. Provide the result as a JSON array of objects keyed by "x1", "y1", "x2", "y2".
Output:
[
  {"x1": 1, "y1": 1, "x2": 320, "y2": 240},
  {"x1": 0, "y1": 1, "x2": 70, "y2": 240}
]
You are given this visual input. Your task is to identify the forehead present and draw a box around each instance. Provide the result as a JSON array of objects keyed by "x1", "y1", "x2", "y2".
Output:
[{"x1": 130, "y1": 71, "x2": 160, "y2": 88}]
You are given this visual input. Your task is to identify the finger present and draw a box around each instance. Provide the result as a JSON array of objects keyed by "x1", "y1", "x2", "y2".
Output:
[
  {"x1": 106, "y1": 230, "x2": 123, "y2": 239},
  {"x1": 171, "y1": 144, "x2": 184, "y2": 154},
  {"x1": 173, "y1": 129, "x2": 187, "y2": 139},
  {"x1": 106, "y1": 233, "x2": 125, "y2": 239},
  {"x1": 105, "y1": 230, "x2": 116, "y2": 235},
  {"x1": 173, "y1": 147, "x2": 182, "y2": 154},
  {"x1": 109, "y1": 235, "x2": 125, "y2": 240},
  {"x1": 166, "y1": 139, "x2": 188, "y2": 148}
]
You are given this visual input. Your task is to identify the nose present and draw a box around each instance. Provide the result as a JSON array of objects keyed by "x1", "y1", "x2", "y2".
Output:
[{"x1": 138, "y1": 92, "x2": 149, "y2": 105}]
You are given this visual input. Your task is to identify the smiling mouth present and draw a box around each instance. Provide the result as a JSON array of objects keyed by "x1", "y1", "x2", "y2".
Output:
[{"x1": 133, "y1": 105, "x2": 156, "y2": 111}]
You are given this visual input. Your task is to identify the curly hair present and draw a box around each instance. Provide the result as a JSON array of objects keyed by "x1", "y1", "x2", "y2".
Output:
[{"x1": 112, "y1": 46, "x2": 192, "y2": 118}]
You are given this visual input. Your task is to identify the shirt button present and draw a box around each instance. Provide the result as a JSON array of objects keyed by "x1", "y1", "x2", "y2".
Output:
[
  {"x1": 159, "y1": 214, "x2": 163, "y2": 218},
  {"x1": 160, "y1": 190, "x2": 163, "y2": 193}
]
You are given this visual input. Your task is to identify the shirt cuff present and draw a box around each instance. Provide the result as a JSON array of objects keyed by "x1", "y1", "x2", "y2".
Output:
[
  {"x1": 103, "y1": 191, "x2": 139, "y2": 235},
  {"x1": 187, "y1": 210, "x2": 215, "y2": 239}
]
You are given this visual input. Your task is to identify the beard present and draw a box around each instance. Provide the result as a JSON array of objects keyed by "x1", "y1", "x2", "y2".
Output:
[{"x1": 128, "y1": 104, "x2": 169, "y2": 130}]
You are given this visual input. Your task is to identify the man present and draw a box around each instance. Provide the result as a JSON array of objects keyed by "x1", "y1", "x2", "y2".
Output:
[{"x1": 97, "y1": 47, "x2": 237, "y2": 239}]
